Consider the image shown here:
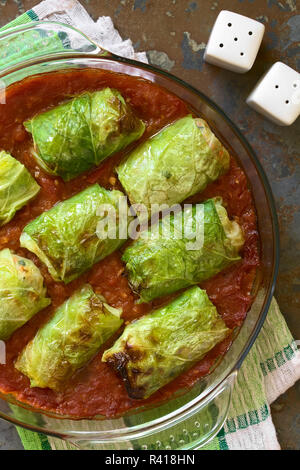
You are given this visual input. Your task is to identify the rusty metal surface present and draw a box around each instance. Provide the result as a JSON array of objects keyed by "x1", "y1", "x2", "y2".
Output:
[{"x1": 0, "y1": 0, "x2": 299, "y2": 451}]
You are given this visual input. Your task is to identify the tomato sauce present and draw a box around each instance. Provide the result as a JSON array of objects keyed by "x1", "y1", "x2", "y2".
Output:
[{"x1": 0, "y1": 69, "x2": 259, "y2": 418}]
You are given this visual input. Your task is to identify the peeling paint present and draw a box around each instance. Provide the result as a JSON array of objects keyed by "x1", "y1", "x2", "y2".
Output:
[
  {"x1": 183, "y1": 31, "x2": 206, "y2": 52},
  {"x1": 287, "y1": 15, "x2": 300, "y2": 42},
  {"x1": 185, "y1": 2, "x2": 198, "y2": 13},
  {"x1": 147, "y1": 50, "x2": 175, "y2": 72},
  {"x1": 114, "y1": 4, "x2": 122, "y2": 17},
  {"x1": 133, "y1": 0, "x2": 147, "y2": 13},
  {"x1": 181, "y1": 32, "x2": 205, "y2": 71},
  {"x1": 256, "y1": 15, "x2": 269, "y2": 23},
  {"x1": 286, "y1": 0, "x2": 297, "y2": 11},
  {"x1": 267, "y1": 0, "x2": 297, "y2": 12},
  {"x1": 133, "y1": 40, "x2": 141, "y2": 50},
  {"x1": 266, "y1": 30, "x2": 279, "y2": 49},
  {"x1": 13, "y1": 0, "x2": 25, "y2": 14},
  {"x1": 287, "y1": 44, "x2": 300, "y2": 59}
]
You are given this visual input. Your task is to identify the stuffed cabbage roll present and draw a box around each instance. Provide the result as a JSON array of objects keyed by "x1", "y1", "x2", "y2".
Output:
[
  {"x1": 0, "y1": 249, "x2": 50, "y2": 341},
  {"x1": 16, "y1": 284, "x2": 123, "y2": 391},
  {"x1": 117, "y1": 115, "x2": 230, "y2": 211},
  {"x1": 24, "y1": 88, "x2": 145, "y2": 181},
  {"x1": 0, "y1": 151, "x2": 40, "y2": 226},
  {"x1": 103, "y1": 286, "x2": 230, "y2": 399},
  {"x1": 122, "y1": 198, "x2": 244, "y2": 302},
  {"x1": 20, "y1": 184, "x2": 130, "y2": 284}
]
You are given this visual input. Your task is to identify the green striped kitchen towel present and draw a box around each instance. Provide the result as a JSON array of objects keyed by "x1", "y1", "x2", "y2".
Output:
[{"x1": 0, "y1": 0, "x2": 299, "y2": 451}]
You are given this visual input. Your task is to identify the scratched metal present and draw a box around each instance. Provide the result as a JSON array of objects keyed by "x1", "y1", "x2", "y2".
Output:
[{"x1": 0, "y1": 0, "x2": 299, "y2": 451}]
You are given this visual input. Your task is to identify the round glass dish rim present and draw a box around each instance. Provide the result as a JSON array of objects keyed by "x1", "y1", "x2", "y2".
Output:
[{"x1": 0, "y1": 53, "x2": 280, "y2": 440}]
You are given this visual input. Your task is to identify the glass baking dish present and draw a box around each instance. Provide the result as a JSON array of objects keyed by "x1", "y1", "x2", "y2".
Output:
[{"x1": 0, "y1": 22, "x2": 279, "y2": 450}]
